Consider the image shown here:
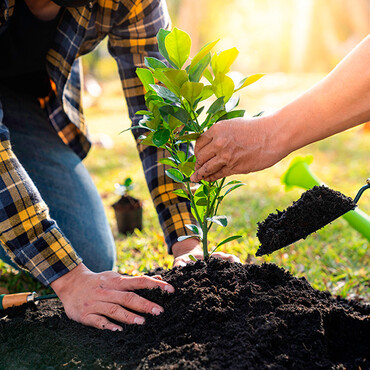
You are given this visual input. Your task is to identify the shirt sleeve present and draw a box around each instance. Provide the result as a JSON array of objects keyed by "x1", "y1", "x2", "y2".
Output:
[
  {"x1": 107, "y1": 0, "x2": 198, "y2": 252},
  {"x1": 0, "y1": 124, "x2": 82, "y2": 286}
]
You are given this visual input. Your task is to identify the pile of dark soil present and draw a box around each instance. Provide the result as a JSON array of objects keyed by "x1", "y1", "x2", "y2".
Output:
[
  {"x1": 0, "y1": 259, "x2": 368, "y2": 369},
  {"x1": 256, "y1": 185, "x2": 356, "y2": 256}
]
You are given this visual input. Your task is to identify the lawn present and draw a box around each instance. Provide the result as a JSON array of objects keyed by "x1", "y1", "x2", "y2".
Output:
[{"x1": 0, "y1": 74, "x2": 369, "y2": 301}]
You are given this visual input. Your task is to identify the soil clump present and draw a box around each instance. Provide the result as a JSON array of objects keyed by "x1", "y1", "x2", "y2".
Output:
[{"x1": 256, "y1": 185, "x2": 356, "y2": 256}]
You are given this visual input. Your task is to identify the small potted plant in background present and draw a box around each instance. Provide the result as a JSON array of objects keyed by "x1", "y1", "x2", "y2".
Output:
[{"x1": 112, "y1": 177, "x2": 143, "y2": 235}]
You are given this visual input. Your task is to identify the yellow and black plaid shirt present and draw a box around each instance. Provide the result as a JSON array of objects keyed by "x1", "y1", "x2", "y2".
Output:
[{"x1": 0, "y1": 0, "x2": 196, "y2": 285}]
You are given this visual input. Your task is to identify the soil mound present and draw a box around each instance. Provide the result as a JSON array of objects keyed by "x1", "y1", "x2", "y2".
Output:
[
  {"x1": 0, "y1": 260, "x2": 368, "y2": 369},
  {"x1": 256, "y1": 185, "x2": 356, "y2": 256}
]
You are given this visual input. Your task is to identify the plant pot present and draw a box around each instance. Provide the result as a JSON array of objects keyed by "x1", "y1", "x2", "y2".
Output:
[{"x1": 112, "y1": 195, "x2": 143, "y2": 234}]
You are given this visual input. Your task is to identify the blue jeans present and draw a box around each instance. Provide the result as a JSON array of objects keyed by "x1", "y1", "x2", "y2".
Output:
[{"x1": 0, "y1": 88, "x2": 116, "y2": 272}]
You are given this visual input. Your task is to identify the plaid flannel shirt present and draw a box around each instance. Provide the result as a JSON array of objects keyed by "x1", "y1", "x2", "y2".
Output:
[{"x1": 0, "y1": 0, "x2": 196, "y2": 286}]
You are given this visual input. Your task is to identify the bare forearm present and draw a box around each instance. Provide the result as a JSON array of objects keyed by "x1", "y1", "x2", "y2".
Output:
[{"x1": 274, "y1": 35, "x2": 370, "y2": 155}]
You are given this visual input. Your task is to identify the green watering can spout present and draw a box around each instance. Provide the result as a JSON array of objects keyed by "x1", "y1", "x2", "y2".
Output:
[{"x1": 281, "y1": 155, "x2": 370, "y2": 241}]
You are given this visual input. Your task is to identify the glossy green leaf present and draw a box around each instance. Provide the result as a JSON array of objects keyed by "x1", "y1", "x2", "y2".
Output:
[
  {"x1": 207, "y1": 215, "x2": 228, "y2": 227},
  {"x1": 225, "y1": 96, "x2": 240, "y2": 112},
  {"x1": 203, "y1": 69, "x2": 213, "y2": 84},
  {"x1": 139, "y1": 131, "x2": 155, "y2": 146},
  {"x1": 189, "y1": 254, "x2": 198, "y2": 262},
  {"x1": 211, "y1": 47, "x2": 239, "y2": 75},
  {"x1": 189, "y1": 39, "x2": 219, "y2": 71},
  {"x1": 180, "y1": 81, "x2": 204, "y2": 105},
  {"x1": 135, "y1": 110, "x2": 152, "y2": 116},
  {"x1": 157, "y1": 28, "x2": 177, "y2": 68},
  {"x1": 166, "y1": 168, "x2": 184, "y2": 182},
  {"x1": 223, "y1": 180, "x2": 244, "y2": 188},
  {"x1": 136, "y1": 68, "x2": 154, "y2": 92},
  {"x1": 177, "y1": 133, "x2": 201, "y2": 141},
  {"x1": 144, "y1": 57, "x2": 168, "y2": 71},
  {"x1": 212, "y1": 74, "x2": 235, "y2": 103},
  {"x1": 189, "y1": 53, "x2": 211, "y2": 82},
  {"x1": 177, "y1": 151, "x2": 187, "y2": 163},
  {"x1": 223, "y1": 183, "x2": 245, "y2": 196},
  {"x1": 179, "y1": 161, "x2": 196, "y2": 177},
  {"x1": 185, "y1": 224, "x2": 201, "y2": 235},
  {"x1": 152, "y1": 129, "x2": 170, "y2": 147},
  {"x1": 196, "y1": 198, "x2": 208, "y2": 206},
  {"x1": 165, "y1": 28, "x2": 192, "y2": 69},
  {"x1": 150, "y1": 84, "x2": 180, "y2": 103},
  {"x1": 216, "y1": 110, "x2": 245, "y2": 122},
  {"x1": 163, "y1": 70, "x2": 188, "y2": 90},
  {"x1": 235, "y1": 73, "x2": 264, "y2": 91},
  {"x1": 168, "y1": 115, "x2": 183, "y2": 130},
  {"x1": 158, "y1": 158, "x2": 178, "y2": 168},
  {"x1": 172, "y1": 108, "x2": 190, "y2": 124},
  {"x1": 178, "y1": 235, "x2": 200, "y2": 242},
  {"x1": 152, "y1": 68, "x2": 179, "y2": 94},
  {"x1": 199, "y1": 85, "x2": 214, "y2": 101},
  {"x1": 216, "y1": 235, "x2": 242, "y2": 248},
  {"x1": 207, "y1": 97, "x2": 224, "y2": 115},
  {"x1": 173, "y1": 189, "x2": 189, "y2": 199}
]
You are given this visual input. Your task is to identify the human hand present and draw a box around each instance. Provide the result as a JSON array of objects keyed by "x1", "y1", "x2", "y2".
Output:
[
  {"x1": 172, "y1": 238, "x2": 241, "y2": 267},
  {"x1": 50, "y1": 263, "x2": 175, "y2": 331},
  {"x1": 191, "y1": 116, "x2": 284, "y2": 182}
]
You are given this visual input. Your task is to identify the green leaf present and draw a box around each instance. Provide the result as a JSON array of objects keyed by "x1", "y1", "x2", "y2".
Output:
[
  {"x1": 139, "y1": 131, "x2": 155, "y2": 146},
  {"x1": 179, "y1": 161, "x2": 196, "y2": 177},
  {"x1": 173, "y1": 189, "x2": 189, "y2": 199},
  {"x1": 172, "y1": 108, "x2": 190, "y2": 124},
  {"x1": 157, "y1": 28, "x2": 177, "y2": 68},
  {"x1": 150, "y1": 85, "x2": 180, "y2": 103},
  {"x1": 223, "y1": 180, "x2": 243, "y2": 188},
  {"x1": 177, "y1": 133, "x2": 201, "y2": 142},
  {"x1": 216, "y1": 235, "x2": 242, "y2": 248},
  {"x1": 158, "y1": 158, "x2": 178, "y2": 168},
  {"x1": 199, "y1": 85, "x2": 214, "y2": 101},
  {"x1": 189, "y1": 53, "x2": 211, "y2": 82},
  {"x1": 180, "y1": 81, "x2": 204, "y2": 105},
  {"x1": 166, "y1": 168, "x2": 184, "y2": 182},
  {"x1": 144, "y1": 57, "x2": 168, "y2": 71},
  {"x1": 235, "y1": 73, "x2": 265, "y2": 91},
  {"x1": 177, "y1": 151, "x2": 187, "y2": 163},
  {"x1": 135, "y1": 110, "x2": 153, "y2": 116},
  {"x1": 165, "y1": 28, "x2": 192, "y2": 69},
  {"x1": 152, "y1": 129, "x2": 170, "y2": 147},
  {"x1": 152, "y1": 68, "x2": 179, "y2": 94},
  {"x1": 225, "y1": 96, "x2": 240, "y2": 112},
  {"x1": 203, "y1": 69, "x2": 213, "y2": 84},
  {"x1": 189, "y1": 254, "x2": 198, "y2": 262},
  {"x1": 207, "y1": 97, "x2": 224, "y2": 115},
  {"x1": 217, "y1": 110, "x2": 245, "y2": 122},
  {"x1": 223, "y1": 183, "x2": 245, "y2": 196},
  {"x1": 136, "y1": 68, "x2": 155, "y2": 92},
  {"x1": 207, "y1": 215, "x2": 228, "y2": 227},
  {"x1": 189, "y1": 39, "x2": 219, "y2": 71},
  {"x1": 212, "y1": 74, "x2": 235, "y2": 103},
  {"x1": 163, "y1": 70, "x2": 189, "y2": 90},
  {"x1": 169, "y1": 115, "x2": 183, "y2": 130},
  {"x1": 185, "y1": 224, "x2": 200, "y2": 235},
  {"x1": 211, "y1": 47, "x2": 239, "y2": 75},
  {"x1": 196, "y1": 198, "x2": 208, "y2": 206},
  {"x1": 177, "y1": 235, "x2": 200, "y2": 242}
]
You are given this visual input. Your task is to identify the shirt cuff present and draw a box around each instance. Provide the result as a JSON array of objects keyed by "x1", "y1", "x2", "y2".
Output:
[{"x1": 12, "y1": 226, "x2": 82, "y2": 286}]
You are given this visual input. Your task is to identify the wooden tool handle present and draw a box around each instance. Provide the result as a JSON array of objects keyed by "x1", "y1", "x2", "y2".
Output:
[{"x1": 0, "y1": 292, "x2": 32, "y2": 310}]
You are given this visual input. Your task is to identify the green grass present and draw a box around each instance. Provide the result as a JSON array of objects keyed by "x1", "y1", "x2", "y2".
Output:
[{"x1": 0, "y1": 77, "x2": 369, "y2": 301}]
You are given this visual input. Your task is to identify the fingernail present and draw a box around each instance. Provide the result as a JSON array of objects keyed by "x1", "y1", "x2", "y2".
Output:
[
  {"x1": 152, "y1": 306, "x2": 164, "y2": 316},
  {"x1": 164, "y1": 284, "x2": 175, "y2": 293},
  {"x1": 111, "y1": 327, "x2": 122, "y2": 332},
  {"x1": 134, "y1": 317, "x2": 145, "y2": 325}
]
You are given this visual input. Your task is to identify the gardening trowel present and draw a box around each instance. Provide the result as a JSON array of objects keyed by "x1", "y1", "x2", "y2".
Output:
[
  {"x1": 0, "y1": 292, "x2": 58, "y2": 310},
  {"x1": 255, "y1": 178, "x2": 370, "y2": 257}
]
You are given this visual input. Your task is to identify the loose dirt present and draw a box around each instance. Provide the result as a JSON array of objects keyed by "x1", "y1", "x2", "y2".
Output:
[{"x1": 0, "y1": 259, "x2": 368, "y2": 369}]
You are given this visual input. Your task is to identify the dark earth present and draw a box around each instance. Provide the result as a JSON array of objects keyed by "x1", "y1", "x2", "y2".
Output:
[
  {"x1": 256, "y1": 185, "x2": 356, "y2": 256},
  {"x1": 0, "y1": 259, "x2": 368, "y2": 369}
]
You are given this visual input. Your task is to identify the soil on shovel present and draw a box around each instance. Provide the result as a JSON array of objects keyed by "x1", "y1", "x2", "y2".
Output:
[
  {"x1": 0, "y1": 259, "x2": 368, "y2": 369},
  {"x1": 256, "y1": 185, "x2": 356, "y2": 256}
]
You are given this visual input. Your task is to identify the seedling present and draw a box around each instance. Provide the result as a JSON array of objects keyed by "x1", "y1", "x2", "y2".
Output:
[
  {"x1": 131, "y1": 27, "x2": 264, "y2": 258},
  {"x1": 114, "y1": 177, "x2": 134, "y2": 197}
]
